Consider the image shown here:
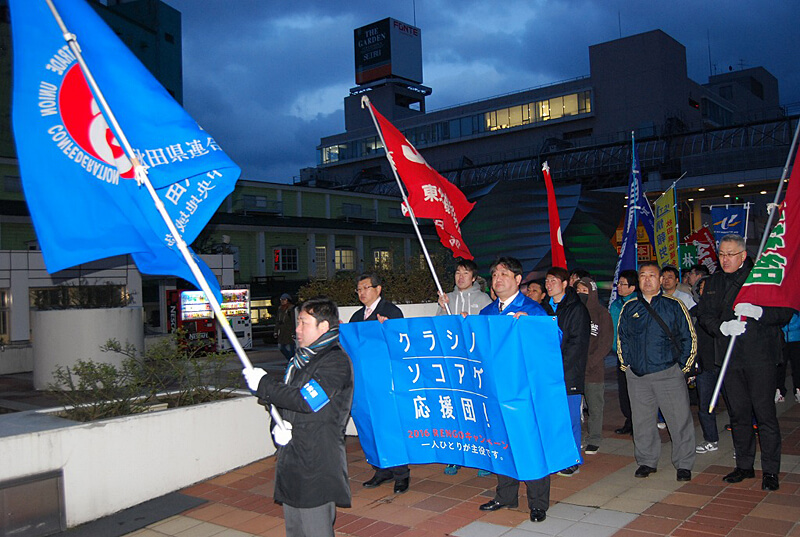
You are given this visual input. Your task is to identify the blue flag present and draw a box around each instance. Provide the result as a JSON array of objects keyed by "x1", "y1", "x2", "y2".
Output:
[
  {"x1": 710, "y1": 205, "x2": 747, "y2": 246},
  {"x1": 9, "y1": 0, "x2": 240, "y2": 294},
  {"x1": 610, "y1": 133, "x2": 655, "y2": 303},
  {"x1": 339, "y1": 315, "x2": 580, "y2": 481}
]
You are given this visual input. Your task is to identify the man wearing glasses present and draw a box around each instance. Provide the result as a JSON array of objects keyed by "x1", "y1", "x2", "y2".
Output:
[
  {"x1": 697, "y1": 234, "x2": 794, "y2": 491},
  {"x1": 349, "y1": 272, "x2": 403, "y2": 323},
  {"x1": 349, "y1": 272, "x2": 409, "y2": 493}
]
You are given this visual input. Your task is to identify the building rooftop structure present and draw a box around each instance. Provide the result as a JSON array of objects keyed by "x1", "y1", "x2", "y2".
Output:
[{"x1": 306, "y1": 29, "x2": 788, "y2": 197}]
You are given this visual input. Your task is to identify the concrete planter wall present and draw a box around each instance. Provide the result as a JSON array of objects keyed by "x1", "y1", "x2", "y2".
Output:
[
  {"x1": 0, "y1": 394, "x2": 273, "y2": 528},
  {"x1": 32, "y1": 307, "x2": 145, "y2": 390}
]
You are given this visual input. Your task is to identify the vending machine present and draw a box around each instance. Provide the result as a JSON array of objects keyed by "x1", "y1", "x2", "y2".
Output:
[
  {"x1": 216, "y1": 288, "x2": 253, "y2": 351},
  {"x1": 166, "y1": 288, "x2": 253, "y2": 351},
  {"x1": 166, "y1": 289, "x2": 217, "y2": 351}
]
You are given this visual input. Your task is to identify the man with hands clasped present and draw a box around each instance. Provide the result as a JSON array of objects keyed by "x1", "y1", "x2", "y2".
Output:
[
  {"x1": 243, "y1": 297, "x2": 353, "y2": 537},
  {"x1": 697, "y1": 234, "x2": 795, "y2": 491}
]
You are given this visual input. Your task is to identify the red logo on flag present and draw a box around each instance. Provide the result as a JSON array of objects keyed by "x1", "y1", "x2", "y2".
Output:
[{"x1": 59, "y1": 65, "x2": 134, "y2": 179}]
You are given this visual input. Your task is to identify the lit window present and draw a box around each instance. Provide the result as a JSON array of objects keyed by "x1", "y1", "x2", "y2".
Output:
[
  {"x1": 563, "y1": 93, "x2": 579, "y2": 116},
  {"x1": 273, "y1": 247, "x2": 298, "y2": 272},
  {"x1": 334, "y1": 248, "x2": 355, "y2": 271},
  {"x1": 373, "y1": 249, "x2": 392, "y2": 270}
]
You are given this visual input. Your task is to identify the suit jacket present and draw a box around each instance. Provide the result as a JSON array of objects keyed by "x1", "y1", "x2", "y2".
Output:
[{"x1": 349, "y1": 297, "x2": 404, "y2": 322}]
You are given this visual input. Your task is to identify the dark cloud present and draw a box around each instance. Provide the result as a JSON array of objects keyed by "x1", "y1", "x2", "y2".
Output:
[{"x1": 164, "y1": 0, "x2": 800, "y2": 183}]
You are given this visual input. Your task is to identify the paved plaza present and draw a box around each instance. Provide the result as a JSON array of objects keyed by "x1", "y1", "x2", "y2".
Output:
[{"x1": 114, "y1": 357, "x2": 800, "y2": 537}]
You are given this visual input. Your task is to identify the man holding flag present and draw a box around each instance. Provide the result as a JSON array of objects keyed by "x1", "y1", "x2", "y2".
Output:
[{"x1": 697, "y1": 234, "x2": 795, "y2": 491}]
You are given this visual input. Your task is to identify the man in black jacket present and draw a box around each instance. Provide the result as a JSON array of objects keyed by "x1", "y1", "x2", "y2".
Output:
[
  {"x1": 348, "y1": 272, "x2": 409, "y2": 492},
  {"x1": 243, "y1": 297, "x2": 353, "y2": 537},
  {"x1": 543, "y1": 266, "x2": 591, "y2": 476},
  {"x1": 697, "y1": 234, "x2": 795, "y2": 491},
  {"x1": 618, "y1": 262, "x2": 697, "y2": 482}
]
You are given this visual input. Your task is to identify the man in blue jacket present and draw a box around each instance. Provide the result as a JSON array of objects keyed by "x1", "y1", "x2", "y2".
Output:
[
  {"x1": 475, "y1": 257, "x2": 551, "y2": 523},
  {"x1": 618, "y1": 261, "x2": 697, "y2": 482}
]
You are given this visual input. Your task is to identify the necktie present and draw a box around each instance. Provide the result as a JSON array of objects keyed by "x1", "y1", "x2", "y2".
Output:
[
  {"x1": 498, "y1": 302, "x2": 504, "y2": 313},
  {"x1": 364, "y1": 307, "x2": 373, "y2": 319}
]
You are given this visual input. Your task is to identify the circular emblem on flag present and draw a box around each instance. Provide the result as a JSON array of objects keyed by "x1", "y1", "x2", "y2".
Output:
[{"x1": 59, "y1": 65, "x2": 134, "y2": 179}]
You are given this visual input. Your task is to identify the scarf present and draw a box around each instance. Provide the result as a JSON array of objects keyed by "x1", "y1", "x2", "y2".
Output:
[{"x1": 284, "y1": 328, "x2": 339, "y2": 383}]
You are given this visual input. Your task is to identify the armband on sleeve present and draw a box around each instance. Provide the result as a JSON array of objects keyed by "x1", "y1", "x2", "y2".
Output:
[{"x1": 301, "y1": 378, "x2": 330, "y2": 412}]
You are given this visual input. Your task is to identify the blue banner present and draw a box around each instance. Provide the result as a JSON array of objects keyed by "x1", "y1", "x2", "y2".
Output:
[
  {"x1": 339, "y1": 315, "x2": 580, "y2": 481},
  {"x1": 10, "y1": 0, "x2": 240, "y2": 294},
  {"x1": 610, "y1": 133, "x2": 655, "y2": 302},
  {"x1": 711, "y1": 206, "x2": 747, "y2": 246}
]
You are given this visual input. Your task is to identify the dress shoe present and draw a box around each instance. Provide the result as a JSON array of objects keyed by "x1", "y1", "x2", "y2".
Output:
[
  {"x1": 762, "y1": 473, "x2": 779, "y2": 491},
  {"x1": 676, "y1": 469, "x2": 692, "y2": 482},
  {"x1": 530, "y1": 508, "x2": 547, "y2": 522},
  {"x1": 615, "y1": 424, "x2": 633, "y2": 435},
  {"x1": 362, "y1": 474, "x2": 392, "y2": 488},
  {"x1": 393, "y1": 478, "x2": 409, "y2": 494},
  {"x1": 634, "y1": 465, "x2": 657, "y2": 478},
  {"x1": 723, "y1": 468, "x2": 755, "y2": 483},
  {"x1": 479, "y1": 499, "x2": 518, "y2": 511}
]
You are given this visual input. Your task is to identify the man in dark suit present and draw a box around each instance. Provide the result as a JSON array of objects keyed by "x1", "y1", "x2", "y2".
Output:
[
  {"x1": 349, "y1": 272, "x2": 408, "y2": 493},
  {"x1": 349, "y1": 272, "x2": 403, "y2": 323}
]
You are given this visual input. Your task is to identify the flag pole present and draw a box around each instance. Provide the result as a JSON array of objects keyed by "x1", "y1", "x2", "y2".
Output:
[
  {"x1": 709, "y1": 118, "x2": 800, "y2": 412},
  {"x1": 361, "y1": 95, "x2": 452, "y2": 314},
  {"x1": 43, "y1": 0, "x2": 286, "y2": 428}
]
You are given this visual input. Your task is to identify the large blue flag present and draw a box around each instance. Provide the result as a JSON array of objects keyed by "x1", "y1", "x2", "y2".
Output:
[
  {"x1": 610, "y1": 133, "x2": 655, "y2": 303},
  {"x1": 9, "y1": 0, "x2": 240, "y2": 293},
  {"x1": 339, "y1": 315, "x2": 580, "y2": 481}
]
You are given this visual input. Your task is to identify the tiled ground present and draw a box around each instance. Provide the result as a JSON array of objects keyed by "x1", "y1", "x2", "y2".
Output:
[{"x1": 123, "y1": 362, "x2": 800, "y2": 537}]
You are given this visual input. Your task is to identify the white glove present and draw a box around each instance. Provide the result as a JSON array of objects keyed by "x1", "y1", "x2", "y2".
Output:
[
  {"x1": 272, "y1": 421, "x2": 293, "y2": 446},
  {"x1": 734, "y1": 303, "x2": 763, "y2": 320},
  {"x1": 720, "y1": 319, "x2": 747, "y2": 337},
  {"x1": 242, "y1": 367, "x2": 267, "y2": 391}
]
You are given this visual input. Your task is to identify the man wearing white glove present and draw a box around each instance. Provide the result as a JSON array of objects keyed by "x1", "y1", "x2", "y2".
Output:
[
  {"x1": 243, "y1": 297, "x2": 353, "y2": 536},
  {"x1": 698, "y1": 234, "x2": 795, "y2": 492}
]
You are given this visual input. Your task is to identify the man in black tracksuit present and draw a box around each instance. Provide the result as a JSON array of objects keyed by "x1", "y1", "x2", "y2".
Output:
[
  {"x1": 697, "y1": 234, "x2": 795, "y2": 491},
  {"x1": 618, "y1": 261, "x2": 697, "y2": 482}
]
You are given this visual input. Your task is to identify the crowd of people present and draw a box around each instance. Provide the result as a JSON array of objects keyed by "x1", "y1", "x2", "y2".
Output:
[{"x1": 240, "y1": 232, "x2": 796, "y2": 536}]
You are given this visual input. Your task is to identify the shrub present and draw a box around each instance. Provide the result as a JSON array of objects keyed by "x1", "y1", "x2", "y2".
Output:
[
  {"x1": 48, "y1": 331, "x2": 240, "y2": 422},
  {"x1": 297, "y1": 252, "x2": 452, "y2": 305}
]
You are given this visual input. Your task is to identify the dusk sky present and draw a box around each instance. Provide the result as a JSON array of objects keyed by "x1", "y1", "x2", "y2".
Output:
[{"x1": 164, "y1": 0, "x2": 800, "y2": 184}]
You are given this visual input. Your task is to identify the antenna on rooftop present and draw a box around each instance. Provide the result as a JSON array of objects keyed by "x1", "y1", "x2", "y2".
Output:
[
  {"x1": 413, "y1": 0, "x2": 416, "y2": 26},
  {"x1": 707, "y1": 29, "x2": 712, "y2": 78},
  {"x1": 618, "y1": 11, "x2": 622, "y2": 38}
]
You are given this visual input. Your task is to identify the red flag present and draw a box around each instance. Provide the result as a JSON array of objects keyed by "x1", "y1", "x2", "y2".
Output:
[
  {"x1": 542, "y1": 162, "x2": 567, "y2": 269},
  {"x1": 735, "y1": 148, "x2": 800, "y2": 309},
  {"x1": 683, "y1": 226, "x2": 719, "y2": 274},
  {"x1": 369, "y1": 102, "x2": 475, "y2": 259}
]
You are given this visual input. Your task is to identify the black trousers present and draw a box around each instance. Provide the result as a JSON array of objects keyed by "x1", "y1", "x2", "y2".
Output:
[
  {"x1": 617, "y1": 367, "x2": 632, "y2": 426},
  {"x1": 372, "y1": 464, "x2": 410, "y2": 480},
  {"x1": 494, "y1": 474, "x2": 550, "y2": 511},
  {"x1": 725, "y1": 363, "x2": 781, "y2": 474}
]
